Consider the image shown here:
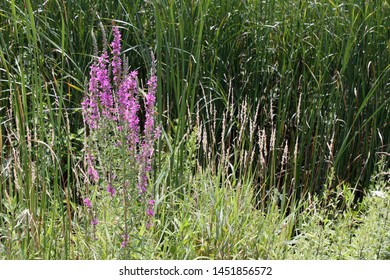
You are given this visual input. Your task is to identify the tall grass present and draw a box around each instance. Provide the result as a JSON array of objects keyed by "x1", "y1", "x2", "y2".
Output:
[{"x1": 0, "y1": 0, "x2": 389, "y2": 259}]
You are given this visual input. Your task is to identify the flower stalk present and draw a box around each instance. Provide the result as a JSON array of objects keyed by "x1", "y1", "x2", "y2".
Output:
[{"x1": 81, "y1": 25, "x2": 160, "y2": 247}]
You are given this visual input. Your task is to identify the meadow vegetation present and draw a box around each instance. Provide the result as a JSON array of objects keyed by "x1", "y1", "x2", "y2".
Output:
[{"x1": 0, "y1": 0, "x2": 389, "y2": 259}]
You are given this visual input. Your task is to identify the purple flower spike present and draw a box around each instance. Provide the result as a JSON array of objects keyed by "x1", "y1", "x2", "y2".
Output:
[
  {"x1": 88, "y1": 166, "x2": 99, "y2": 183},
  {"x1": 81, "y1": 93, "x2": 100, "y2": 130},
  {"x1": 84, "y1": 197, "x2": 92, "y2": 209},
  {"x1": 82, "y1": 26, "x2": 162, "y2": 240},
  {"x1": 107, "y1": 183, "x2": 116, "y2": 197},
  {"x1": 146, "y1": 208, "x2": 154, "y2": 217},
  {"x1": 86, "y1": 154, "x2": 99, "y2": 183},
  {"x1": 116, "y1": 71, "x2": 140, "y2": 150},
  {"x1": 96, "y1": 54, "x2": 114, "y2": 120},
  {"x1": 111, "y1": 26, "x2": 122, "y2": 89},
  {"x1": 137, "y1": 65, "x2": 159, "y2": 193},
  {"x1": 121, "y1": 234, "x2": 129, "y2": 248},
  {"x1": 91, "y1": 217, "x2": 99, "y2": 226}
]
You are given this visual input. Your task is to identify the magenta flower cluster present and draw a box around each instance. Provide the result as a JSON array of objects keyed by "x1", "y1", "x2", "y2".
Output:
[
  {"x1": 81, "y1": 26, "x2": 160, "y2": 241},
  {"x1": 83, "y1": 197, "x2": 92, "y2": 209}
]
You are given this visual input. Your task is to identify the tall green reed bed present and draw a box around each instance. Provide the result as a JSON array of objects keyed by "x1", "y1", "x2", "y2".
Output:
[{"x1": 0, "y1": 0, "x2": 389, "y2": 259}]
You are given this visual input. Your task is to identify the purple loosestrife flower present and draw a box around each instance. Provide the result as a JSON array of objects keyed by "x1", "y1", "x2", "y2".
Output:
[
  {"x1": 83, "y1": 43, "x2": 114, "y2": 125},
  {"x1": 145, "y1": 67, "x2": 157, "y2": 139},
  {"x1": 121, "y1": 234, "x2": 129, "y2": 248},
  {"x1": 107, "y1": 183, "x2": 116, "y2": 197},
  {"x1": 146, "y1": 199, "x2": 155, "y2": 217},
  {"x1": 84, "y1": 59, "x2": 102, "y2": 126},
  {"x1": 146, "y1": 199, "x2": 155, "y2": 228},
  {"x1": 116, "y1": 71, "x2": 140, "y2": 152},
  {"x1": 86, "y1": 154, "x2": 99, "y2": 183},
  {"x1": 81, "y1": 90, "x2": 100, "y2": 130},
  {"x1": 91, "y1": 217, "x2": 99, "y2": 226},
  {"x1": 88, "y1": 166, "x2": 99, "y2": 183},
  {"x1": 84, "y1": 197, "x2": 92, "y2": 209},
  {"x1": 138, "y1": 173, "x2": 148, "y2": 193},
  {"x1": 111, "y1": 26, "x2": 122, "y2": 89},
  {"x1": 83, "y1": 26, "x2": 163, "y2": 242},
  {"x1": 138, "y1": 64, "x2": 159, "y2": 193},
  {"x1": 146, "y1": 208, "x2": 154, "y2": 217},
  {"x1": 96, "y1": 53, "x2": 114, "y2": 120}
]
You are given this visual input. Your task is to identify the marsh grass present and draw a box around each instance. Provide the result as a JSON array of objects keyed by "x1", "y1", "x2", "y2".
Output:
[{"x1": 0, "y1": 0, "x2": 389, "y2": 259}]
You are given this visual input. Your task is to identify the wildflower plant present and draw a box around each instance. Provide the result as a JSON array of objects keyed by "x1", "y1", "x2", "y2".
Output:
[{"x1": 81, "y1": 25, "x2": 160, "y2": 249}]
